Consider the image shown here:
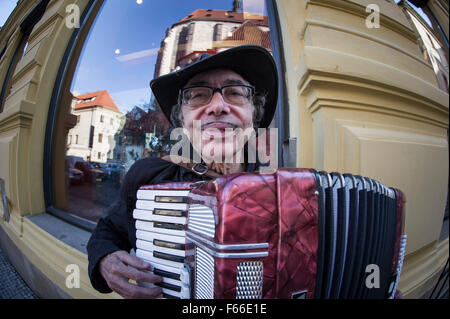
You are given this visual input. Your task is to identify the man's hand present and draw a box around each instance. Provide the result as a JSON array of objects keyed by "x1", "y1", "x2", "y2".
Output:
[{"x1": 99, "y1": 250, "x2": 163, "y2": 299}]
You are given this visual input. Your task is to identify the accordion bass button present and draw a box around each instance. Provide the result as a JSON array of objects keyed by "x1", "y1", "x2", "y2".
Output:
[
  {"x1": 180, "y1": 265, "x2": 190, "y2": 284},
  {"x1": 180, "y1": 285, "x2": 190, "y2": 299},
  {"x1": 179, "y1": 264, "x2": 191, "y2": 299}
]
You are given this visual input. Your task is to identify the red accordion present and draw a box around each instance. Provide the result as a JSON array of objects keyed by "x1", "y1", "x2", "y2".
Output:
[{"x1": 134, "y1": 169, "x2": 406, "y2": 299}]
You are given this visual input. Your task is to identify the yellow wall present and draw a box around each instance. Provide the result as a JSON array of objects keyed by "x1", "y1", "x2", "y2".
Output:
[
  {"x1": 277, "y1": 0, "x2": 449, "y2": 297},
  {"x1": 0, "y1": 0, "x2": 448, "y2": 298},
  {"x1": 0, "y1": 0, "x2": 118, "y2": 298}
]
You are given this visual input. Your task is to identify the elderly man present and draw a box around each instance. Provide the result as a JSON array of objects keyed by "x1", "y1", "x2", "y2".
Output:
[{"x1": 87, "y1": 45, "x2": 278, "y2": 298}]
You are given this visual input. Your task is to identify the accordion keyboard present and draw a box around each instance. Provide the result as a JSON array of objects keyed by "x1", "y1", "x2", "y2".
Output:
[{"x1": 134, "y1": 188, "x2": 191, "y2": 299}]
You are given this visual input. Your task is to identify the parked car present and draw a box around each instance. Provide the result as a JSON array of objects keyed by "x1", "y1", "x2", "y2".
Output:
[
  {"x1": 106, "y1": 161, "x2": 126, "y2": 185},
  {"x1": 92, "y1": 162, "x2": 112, "y2": 178},
  {"x1": 68, "y1": 167, "x2": 84, "y2": 185},
  {"x1": 65, "y1": 157, "x2": 84, "y2": 185},
  {"x1": 66, "y1": 155, "x2": 84, "y2": 170},
  {"x1": 73, "y1": 160, "x2": 105, "y2": 183}
]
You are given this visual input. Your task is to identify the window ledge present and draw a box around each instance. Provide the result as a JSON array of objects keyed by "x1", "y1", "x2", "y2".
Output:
[{"x1": 26, "y1": 213, "x2": 91, "y2": 254}]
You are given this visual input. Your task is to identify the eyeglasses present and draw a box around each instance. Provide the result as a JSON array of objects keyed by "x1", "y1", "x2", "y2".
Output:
[{"x1": 179, "y1": 84, "x2": 254, "y2": 107}]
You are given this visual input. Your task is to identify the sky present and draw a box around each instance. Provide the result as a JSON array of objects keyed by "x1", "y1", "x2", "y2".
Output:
[
  {"x1": 394, "y1": 0, "x2": 432, "y2": 26},
  {"x1": 0, "y1": 0, "x2": 436, "y2": 114},
  {"x1": 0, "y1": 0, "x2": 17, "y2": 27},
  {"x1": 0, "y1": 0, "x2": 433, "y2": 28},
  {"x1": 0, "y1": 0, "x2": 268, "y2": 114}
]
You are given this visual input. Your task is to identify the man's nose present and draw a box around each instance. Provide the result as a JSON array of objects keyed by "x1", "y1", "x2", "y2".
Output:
[{"x1": 205, "y1": 91, "x2": 230, "y2": 116}]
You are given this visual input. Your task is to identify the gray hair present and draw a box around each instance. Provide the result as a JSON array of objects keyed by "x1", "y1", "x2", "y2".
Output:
[{"x1": 170, "y1": 92, "x2": 266, "y2": 129}]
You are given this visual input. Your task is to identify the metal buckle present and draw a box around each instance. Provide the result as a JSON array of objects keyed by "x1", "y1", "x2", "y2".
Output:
[
  {"x1": 191, "y1": 181, "x2": 207, "y2": 188},
  {"x1": 191, "y1": 163, "x2": 209, "y2": 175}
]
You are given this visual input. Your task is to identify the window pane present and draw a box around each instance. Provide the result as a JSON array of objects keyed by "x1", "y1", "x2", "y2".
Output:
[{"x1": 56, "y1": 0, "x2": 272, "y2": 223}]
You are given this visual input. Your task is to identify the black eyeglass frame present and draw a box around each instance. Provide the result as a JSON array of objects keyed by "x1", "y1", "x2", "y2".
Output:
[{"x1": 179, "y1": 84, "x2": 255, "y2": 107}]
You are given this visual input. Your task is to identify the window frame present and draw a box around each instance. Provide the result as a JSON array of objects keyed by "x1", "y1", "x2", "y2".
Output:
[
  {"x1": 266, "y1": 0, "x2": 291, "y2": 168},
  {"x1": 43, "y1": 0, "x2": 289, "y2": 232},
  {"x1": 0, "y1": 34, "x2": 12, "y2": 62},
  {"x1": 43, "y1": 0, "x2": 100, "y2": 232},
  {"x1": 0, "y1": 34, "x2": 29, "y2": 113},
  {"x1": 0, "y1": 0, "x2": 50, "y2": 113}
]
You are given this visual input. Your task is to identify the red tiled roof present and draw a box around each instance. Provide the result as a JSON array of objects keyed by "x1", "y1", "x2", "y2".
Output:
[
  {"x1": 216, "y1": 20, "x2": 271, "y2": 49},
  {"x1": 176, "y1": 9, "x2": 268, "y2": 26},
  {"x1": 175, "y1": 21, "x2": 271, "y2": 67},
  {"x1": 177, "y1": 49, "x2": 219, "y2": 68},
  {"x1": 73, "y1": 90, "x2": 121, "y2": 113}
]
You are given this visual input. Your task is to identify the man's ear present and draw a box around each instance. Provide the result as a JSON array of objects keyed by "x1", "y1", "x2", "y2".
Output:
[
  {"x1": 252, "y1": 105, "x2": 259, "y2": 130},
  {"x1": 180, "y1": 110, "x2": 186, "y2": 128},
  {"x1": 170, "y1": 103, "x2": 184, "y2": 128}
]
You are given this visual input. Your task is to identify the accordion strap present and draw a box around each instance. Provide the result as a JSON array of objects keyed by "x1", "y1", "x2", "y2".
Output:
[{"x1": 161, "y1": 155, "x2": 222, "y2": 178}]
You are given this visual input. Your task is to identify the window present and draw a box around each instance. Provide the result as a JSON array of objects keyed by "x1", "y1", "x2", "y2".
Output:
[
  {"x1": 46, "y1": 0, "x2": 283, "y2": 228},
  {"x1": 0, "y1": 35, "x2": 30, "y2": 113},
  {"x1": 0, "y1": 0, "x2": 50, "y2": 113}
]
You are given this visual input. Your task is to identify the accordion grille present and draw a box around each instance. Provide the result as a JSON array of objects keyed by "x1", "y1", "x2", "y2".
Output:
[
  {"x1": 195, "y1": 247, "x2": 214, "y2": 299},
  {"x1": 188, "y1": 204, "x2": 215, "y2": 238},
  {"x1": 236, "y1": 261, "x2": 264, "y2": 299}
]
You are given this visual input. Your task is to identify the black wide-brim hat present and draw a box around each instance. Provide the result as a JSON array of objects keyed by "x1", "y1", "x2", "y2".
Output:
[{"x1": 150, "y1": 45, "x2": 278, "y2": 128}]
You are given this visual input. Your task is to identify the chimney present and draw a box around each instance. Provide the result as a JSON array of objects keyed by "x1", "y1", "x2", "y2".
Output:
[{"x1": 233, "y1": 0, "x2": 243, "y2": 13}]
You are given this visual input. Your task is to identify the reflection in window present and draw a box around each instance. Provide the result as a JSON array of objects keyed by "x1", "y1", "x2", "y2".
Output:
[{"x1": 55, "y1": 0, "x2": 272, "y2": 223}]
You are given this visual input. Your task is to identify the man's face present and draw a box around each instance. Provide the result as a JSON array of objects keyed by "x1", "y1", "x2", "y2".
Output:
[{"x1": 181, "y1": 69, "x2": 254, "y2": 163}]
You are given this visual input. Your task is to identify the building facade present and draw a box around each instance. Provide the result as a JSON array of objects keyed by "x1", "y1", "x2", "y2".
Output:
[
  {"x1": 399, "y1": 0, "x2": 449, "y2": 92},
  {"x1": 67, "y1": 90, "x2": 124, "y2": 163},
  {"x1": 409, "y1": 0, "x2": 449, "y2": 60},
  {"x1": 154, "y1": 8, "x2": 271, "y2": 78}
]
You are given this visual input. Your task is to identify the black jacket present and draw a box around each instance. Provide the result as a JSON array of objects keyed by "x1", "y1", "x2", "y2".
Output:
[{"x1": 87, "y1": 156, "x2": 258, "y2": 293}]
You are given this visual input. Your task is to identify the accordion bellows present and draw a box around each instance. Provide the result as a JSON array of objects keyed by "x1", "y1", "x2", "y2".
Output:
[{"x1": 133, "y1": 169, "x2": 406, "y2": 299}]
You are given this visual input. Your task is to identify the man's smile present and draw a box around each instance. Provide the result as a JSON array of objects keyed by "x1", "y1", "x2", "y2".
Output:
[
  {"x1": 201, "y1": 121, "x2": 239, "y2": 130},
  {"x1": 200, "y1": 122, "x2": 239, "y2": 137}
]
